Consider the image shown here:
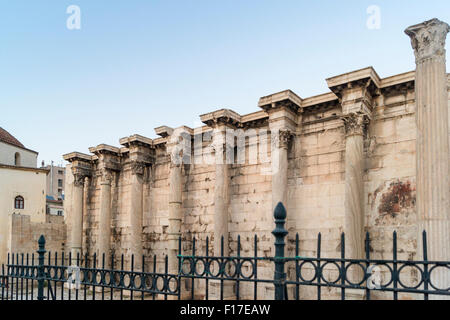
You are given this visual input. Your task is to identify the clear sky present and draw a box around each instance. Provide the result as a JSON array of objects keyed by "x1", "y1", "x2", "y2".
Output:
[{"x1": 1, "y1": 0, "x2": 449, "y2": 166}]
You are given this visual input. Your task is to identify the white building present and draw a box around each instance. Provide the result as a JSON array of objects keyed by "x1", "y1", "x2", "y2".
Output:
[{"x1": 0, "y1": 127, "x2": 48, "y2": 264}]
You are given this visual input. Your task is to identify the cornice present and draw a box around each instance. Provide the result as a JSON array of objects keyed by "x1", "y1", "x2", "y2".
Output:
[
  {"x1": 63, "y1": 152, "x2": 93, "y2": 163},
  {"x1": 258, "y1": 89, "x2": 303, "y2": 114},
  {"x1": 88, "y1": 144, "x2": 121, "y2": 156},
  {"x1": 119, "y1": 134, "x2": 154, "y2": 148},
  {"x1": 200, "y1": 109, "x2": 242, "y2": 128}
]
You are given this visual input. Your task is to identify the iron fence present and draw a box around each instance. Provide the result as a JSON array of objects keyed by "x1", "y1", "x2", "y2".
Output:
[
  {"x1": 1, "y1": 236, "x2": 178, "y2": 301},
  {"x1": 1, "y1": 203, "x2": 449, "y2": 300}
]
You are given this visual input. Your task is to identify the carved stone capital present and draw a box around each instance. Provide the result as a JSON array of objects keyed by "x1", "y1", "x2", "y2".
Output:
[
  {"x1": 73, "y1": 173, "x2": 87, "y2": 187},
  {"x1": 100, "y1": 168, "x2": 113, "y2": 185},
  {"x1": 72, "y1": 167, "x2": 91, "y2": 187},
  {"x1": 130, "y1": 161, "x2": 146, "y2": 175},
  {"x1": 211, "y1": 135, "x2": 234, "y2": 154},
  {"x1": 341, "y1": 113, "x2": 369, "y2": 137},
  {"x1": 405, "y1": 18, "x2": 450, "y2": 63},
  {"x1": 167, "y1": 148, "x2": 184, "y2": 168},
  {"x1": 271, "y1": 129, "x2": 293, "y2": 150}
]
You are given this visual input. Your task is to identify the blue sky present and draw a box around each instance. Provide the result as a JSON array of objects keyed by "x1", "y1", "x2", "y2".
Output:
[{"x1": 1, "y1": 0, "x2": 449, "y2": 166}]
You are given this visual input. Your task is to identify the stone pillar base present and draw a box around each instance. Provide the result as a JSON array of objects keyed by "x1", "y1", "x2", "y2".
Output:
[{"x1": 209, "y1": 280, "x2": 236, "y2": 300}]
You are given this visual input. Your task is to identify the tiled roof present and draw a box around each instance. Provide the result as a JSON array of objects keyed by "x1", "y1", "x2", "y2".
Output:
[{"x1": 0, "y1": 127, "x2": 25, "y2": 148}]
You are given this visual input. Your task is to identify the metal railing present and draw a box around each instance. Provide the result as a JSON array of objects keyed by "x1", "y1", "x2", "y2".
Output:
[{"x1": 1, "y1": 203, "x2": 449, "y2": 300}]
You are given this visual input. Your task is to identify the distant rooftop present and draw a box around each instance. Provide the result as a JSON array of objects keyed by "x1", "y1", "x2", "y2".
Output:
[{"x1": 0, "y1": 127, "x2": 25, "y2": 148}]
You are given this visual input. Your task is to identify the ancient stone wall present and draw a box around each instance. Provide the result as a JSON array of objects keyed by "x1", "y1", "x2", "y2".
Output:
[
  {"x1": 10, "y1": 214, "x2": 66, "y2": 256},
  {"x1": 62, "y1": 18, "x2": 450, "y2": 299}
]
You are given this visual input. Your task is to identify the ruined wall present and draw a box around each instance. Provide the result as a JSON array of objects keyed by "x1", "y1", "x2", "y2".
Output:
[
  {"x1": 10, "y1": 214, "x2": 66, "y2": 257},
  {"x1": 60, "y1": 72, "x2": 450, "y2": 300}
]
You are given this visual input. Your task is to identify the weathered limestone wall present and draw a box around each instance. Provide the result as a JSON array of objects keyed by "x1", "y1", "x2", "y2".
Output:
[
  {"x1": 10, "y1": 214, "x2": 66, "y2": 256},
  {"x1": 62, "y1": 19, "x2": 450, "y2": 300},
  {"x1": 61, "y1": 75, "x2": 450, "y2": 300},
  {"x1": 366, "y1": 90, "x2": 417, "y2": 261},
  {"x1": 62, "y1": 83, "x2": 445, "y2": 299}
]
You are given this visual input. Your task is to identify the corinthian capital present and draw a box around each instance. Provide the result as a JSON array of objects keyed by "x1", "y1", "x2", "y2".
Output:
[
  {"x1": 100, "y1": 168, "x2": 113, "y2": 185},
  {"x1": 71, "y1": 167, "x2": 91, "y2": 187},
  {"x1": 130, "y1": 161, "x2": 146, "y2": 175},
  {"x1": 73, "y1": 173, "x2": 87, "y2": 187},
  {"x1": 405, "y1": 18, "x2": 450, "y2": 63},
  {"x1": 271, "y1": 129, "x2": 293, "y2": 150},
  {"x1": 341, "y1": 113, "x2": 369, "y2": 137}
]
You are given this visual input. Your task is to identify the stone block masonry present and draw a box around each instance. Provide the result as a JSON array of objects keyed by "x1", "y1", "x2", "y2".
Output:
[{"x1": 62, "y1": 19, "x2": 450, "y2": 299}]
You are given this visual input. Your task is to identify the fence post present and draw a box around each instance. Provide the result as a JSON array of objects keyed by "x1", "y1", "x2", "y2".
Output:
[
  {"x1": 37, "y1": 235, "x2": 46, "y2": 301},
  {"x1": 272, "y1": 202, "x2": 288, "y2": 300}
]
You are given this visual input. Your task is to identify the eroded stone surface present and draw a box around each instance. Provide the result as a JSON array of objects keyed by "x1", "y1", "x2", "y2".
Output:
[{"x1": 60, "y1": 19, "x2": 450, "y2": 300}]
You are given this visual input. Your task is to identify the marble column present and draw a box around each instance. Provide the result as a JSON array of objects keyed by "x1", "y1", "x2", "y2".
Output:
[
  {"x1": 168, "y1": 159, "x2": 182, "y2": 275},
  {"x1": 340, "y1": 112, "x2": 369, "y2": 299},
  {"x1": 71, "y1": 173, "x2": 86, "y2": 257},
  {"x1": 270, "y1": 129, "x2": 291, "y2": 211},
  {"x1": 212, "y1": 128, "x2": 230, "y2": 256},
  {"x1": 405, "y1": 19, "x2": 450, "y2": 294},
  {"x1": 210, "y1": 127, "x2": 236, "y2": 299},
  {"x1": 129, "y1": 162, "x2": 144, "y2": 268},
  {"x1": 342, "y1": 113, "x2": 367, "y2": 262},
  {"x1": 98, "y1": 169, "x2": 112, "y2": 259}
]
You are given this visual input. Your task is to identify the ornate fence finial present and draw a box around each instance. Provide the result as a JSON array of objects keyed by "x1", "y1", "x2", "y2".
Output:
[
  {"x1": 37, "y1": 235, "x2": 46, "y2": 301},
  {"x1": 272, "y1": 202, "x2": 288, "y2": 300}
]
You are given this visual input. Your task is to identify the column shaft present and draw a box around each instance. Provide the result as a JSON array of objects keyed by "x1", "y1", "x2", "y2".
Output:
[
  {"x1": 406, "y1": 19, "x2": 450, "y2": 295},
  {"x1": 214, "y1": 163, "x2": 229, "y2": 256},
  {"x1": 271, "y1": 130, "x2": 290, "y2": 211},
  {"x1": 168, "y1": 164, "x2": 182, "y2": 274},
  {"x1": 416, "y1": 57, "x2": 450, "y2": 260},
  {"x1": 98, "y1": 176, "x2": 112, "y2": 258},
  {"x1": 71, "y1": 175, "x2": 85, "y2": 257},
  {"x1": 344, "y1": 133, "x2": 365, "y2": 260},
  {"x1": 129, "y1": 170, "x2": 143, "y2": 267}
]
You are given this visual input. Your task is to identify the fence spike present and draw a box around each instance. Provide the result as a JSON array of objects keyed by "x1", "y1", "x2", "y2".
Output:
[
  {"x1": 365, "y1": 232, "x2": 371, "y2": 256},
  {"x1": 237, "y1": 235, "x2": 241, "y2": 256},
  {"x1": 37, "y1": 234, "x2": 46, "y2": 301},
  {"x1": 422, "y1": 230, "x2": 428, "y2": 261},
  {"x1": 317, "y1": 233, "x2": 322, "y2": 257},
  {"x1": 340, "y1": 233, "x2": 345, "y2": 257},
  {"x1": 272, "y1": 202, "x2": 288, "y2": 300}
]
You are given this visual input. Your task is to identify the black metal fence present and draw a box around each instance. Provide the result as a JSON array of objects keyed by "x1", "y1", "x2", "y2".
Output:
[
  {"x1": 1, "y1": 238, "x2": 178, "y2": 301},
  {"x1": 1, "y1": 203, "x2": 449, "y2": 300}
]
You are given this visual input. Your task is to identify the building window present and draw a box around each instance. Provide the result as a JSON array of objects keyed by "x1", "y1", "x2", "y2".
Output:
[
  {"x1": 58, "y1": 170, "x2": 64, "y2": 175},
  {"x1": 14, "y1": 152, "x2": 21, "y2": 166},
  {"x1": 57, "y1": 210, "x2": 63, "y2": 216},
  {"x1": 14, "y1": 196, "x2": 24, "y2": 209},
  {"x1": 58, "y1": 179, "x2": 63, "y2": 187}
]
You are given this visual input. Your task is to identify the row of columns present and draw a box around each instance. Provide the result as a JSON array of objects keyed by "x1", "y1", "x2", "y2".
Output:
[
  {"x1": 65, "y1": 141, "x2": 151, "y2": 270},
  {"x1": 65, "y1": 18, "x2": 449, "y2": 296}
]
